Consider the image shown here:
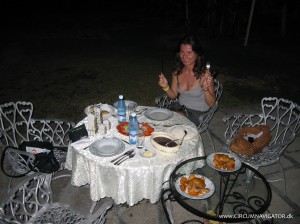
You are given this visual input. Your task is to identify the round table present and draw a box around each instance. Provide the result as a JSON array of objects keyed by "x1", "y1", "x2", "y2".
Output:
[
  {"x1": 66, "y1": 106, "x2": 205, "y2": 206},
  {"x1": 161, "y1": 156, "x2": 272, "y2": 223}
]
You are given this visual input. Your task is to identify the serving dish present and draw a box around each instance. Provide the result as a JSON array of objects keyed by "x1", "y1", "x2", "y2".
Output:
[
  {"x1": 117, "y1": 122, "x2": 154, "y2": 136},
  {"x1": 150, "y1": 132, "x2": 180, "y2": 153}
]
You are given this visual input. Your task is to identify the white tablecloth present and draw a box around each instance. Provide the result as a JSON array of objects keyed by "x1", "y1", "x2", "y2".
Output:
[{"x1": 66, "y1": 106, "x2": 205, "y2": 206}]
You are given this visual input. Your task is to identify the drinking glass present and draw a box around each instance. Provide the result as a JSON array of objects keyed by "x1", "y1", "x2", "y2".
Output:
[{"x1": 137, "y1": 126, "x2": 145, "y2": 149}]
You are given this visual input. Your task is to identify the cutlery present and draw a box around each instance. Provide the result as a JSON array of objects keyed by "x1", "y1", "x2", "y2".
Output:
[
  {"x1": 162, "y1": 123, "x2": 183, "y2": 127},
  {"x1": 115, "y1": 153, "x2": 135, "y2": 165},
  {"x1": 166, "y1": 130, "x2": 187, "y2": 147},
  {"x1": 206, "y1": 62, "x2": 210, "y2": 70},
  {"x1": 110, "y1": 149, "x2": 134, "y2": 163},
  {"x1": 135, "y1": 108, "x2": 148, "y2": 115},
  {"x1": 121, "y1": 139, "x2": 130, "y2": 145}
]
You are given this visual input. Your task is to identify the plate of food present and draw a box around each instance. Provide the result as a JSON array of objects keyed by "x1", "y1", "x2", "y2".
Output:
[
  {"x1": 175, "y1": 174, "x2": 215, "y2": 199},
  {"x1": 89, "y1": 137, "x2": 125, "y2": 157},
  {"x1": 144, "y1": 108, "x2": 174, "y2": 121},
  {"x1": 117, "y1": 122, "x2": 154, "y2": 136},
  {"x1": 206, "y1": 152, "x2": 242, "y2": 172}
]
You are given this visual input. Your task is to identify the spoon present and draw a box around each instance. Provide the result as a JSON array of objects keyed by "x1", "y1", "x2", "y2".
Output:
[
  {"x1": 166, "y1": 130, "x2": 188, "y2": 147},
  {"x1": 115, "y1": 153, "x2": 135, "y2": 165}
]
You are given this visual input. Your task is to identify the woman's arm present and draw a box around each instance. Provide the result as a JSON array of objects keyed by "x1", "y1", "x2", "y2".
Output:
[
  {"x1": 200, "y1": 71, "x2": 216, "y2": 107},
  {"x1": 158, "y1": 73, "x2": 178, "y2": 99}
]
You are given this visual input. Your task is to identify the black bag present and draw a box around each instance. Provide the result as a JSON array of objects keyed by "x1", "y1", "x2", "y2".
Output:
[
  {"x1": 1, "y1": 141, "x2": 60, "y2": 177},
  {"x1": 68, "y1": 124, "x2": 89, "y2": 142}
]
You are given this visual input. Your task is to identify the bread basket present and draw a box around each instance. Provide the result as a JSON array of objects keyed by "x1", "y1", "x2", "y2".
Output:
[{"x1": 150, "y1": 132, "x2": 180, "y2": 153}]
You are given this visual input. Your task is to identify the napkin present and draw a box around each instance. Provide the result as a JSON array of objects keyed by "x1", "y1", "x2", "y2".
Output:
[
  {"x1": 71, "y1": 138, "x2": 91, "y2": 148},
  {"x1": 165, "y1": 125, "x2": 198, "y2": 140},
  {"x1": 87, "y1": 113, "x2": 96, "y2": 130}
]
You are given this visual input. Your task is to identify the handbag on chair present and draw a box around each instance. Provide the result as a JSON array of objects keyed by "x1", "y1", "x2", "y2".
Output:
[{"x1": 1, "y1": 141, "x2": 60, "y2": 177}]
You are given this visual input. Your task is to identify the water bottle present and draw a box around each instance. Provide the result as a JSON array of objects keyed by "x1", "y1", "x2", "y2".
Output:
[
  {"x1": 117, "y1": 95, "x2": 126, "y2": 123},
  {"x1": 128, "y1": 112, "x2": 139, "y2": 145}
]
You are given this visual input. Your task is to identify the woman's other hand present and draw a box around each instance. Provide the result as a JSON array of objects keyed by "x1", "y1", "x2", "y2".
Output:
[
  {"x1": 158, "y1": 73, "x2": 169, "y2": 88},
  {"x1": 201, "y1": 70, "x2": 213, "y2": 91}
]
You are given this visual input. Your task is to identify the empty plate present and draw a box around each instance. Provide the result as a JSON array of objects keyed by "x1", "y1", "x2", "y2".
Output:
[
  {"x1": 144, "y1": 108, "x2": 174, "y2": 121},
  {"x1": 90, "y1": 137, "x2": 125, "y2": 157}
]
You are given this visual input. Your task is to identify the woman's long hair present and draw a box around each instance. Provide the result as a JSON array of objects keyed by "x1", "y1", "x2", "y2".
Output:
[{"x1": 173, "y1": 35, "x2": 204, "y2": 79}]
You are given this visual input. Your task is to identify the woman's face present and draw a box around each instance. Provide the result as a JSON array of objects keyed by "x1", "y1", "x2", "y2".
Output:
[{"x1": 179, "y1": 44, "x2": 197, "y2": 67}]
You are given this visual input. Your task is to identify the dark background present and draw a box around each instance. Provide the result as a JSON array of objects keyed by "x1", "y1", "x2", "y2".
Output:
[{"x1": 1, "y1": 0, "x2": 299, "y2": 121}]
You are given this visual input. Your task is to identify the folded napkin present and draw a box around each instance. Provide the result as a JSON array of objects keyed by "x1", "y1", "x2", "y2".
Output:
[
  {"x1": 165, "y1": 125, "x2": 198, "y2": 140},
  {"x1": 71, "y1": 138, "x2": 91, "y2": 148}
]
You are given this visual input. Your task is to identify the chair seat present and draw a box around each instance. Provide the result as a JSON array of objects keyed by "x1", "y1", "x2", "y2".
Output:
[{"x1": 29, "y1": 202, "x2": 86, "y2": 223}]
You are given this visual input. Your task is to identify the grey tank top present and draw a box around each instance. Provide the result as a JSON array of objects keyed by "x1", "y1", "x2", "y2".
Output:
[{"x1": 177, "y1": 85, "x2": 210, "y2": 111}]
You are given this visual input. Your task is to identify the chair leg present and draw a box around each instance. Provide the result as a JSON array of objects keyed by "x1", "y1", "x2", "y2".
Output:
[
  {"x1": 200, "y1": 129, "x2": 215, "y2": 154},
  {"x1": 278, "y1": 161, "x2": 286, "y2": 196}
]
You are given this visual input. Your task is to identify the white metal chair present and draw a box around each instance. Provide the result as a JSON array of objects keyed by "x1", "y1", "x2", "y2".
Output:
[
  {"x1": 155, "y1": 79, "x2": 223, "y2": 153},
  {"x1": 223, "y1": 97, "x2": 300, "y2": 194},
  {"x1": 0, "y1": 101, "x2": 75, "y2": 191},
  {"x1": 0, "y1": 172, "x2": 113, "y2": 224}
]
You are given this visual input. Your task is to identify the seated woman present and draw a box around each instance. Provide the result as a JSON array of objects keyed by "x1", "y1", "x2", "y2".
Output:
[{"x1": 158, "y1": 35, "x2": 216, "y2": 126}]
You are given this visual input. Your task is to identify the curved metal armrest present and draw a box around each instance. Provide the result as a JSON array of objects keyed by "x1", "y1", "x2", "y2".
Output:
[{"x1": 1, "y1": 146, "x2": 37, "y2": 177}]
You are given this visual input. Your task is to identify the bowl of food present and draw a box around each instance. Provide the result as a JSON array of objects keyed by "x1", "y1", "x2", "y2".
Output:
[{"x1": 150, "y1": 132, "x2": 180, "y2": 153}]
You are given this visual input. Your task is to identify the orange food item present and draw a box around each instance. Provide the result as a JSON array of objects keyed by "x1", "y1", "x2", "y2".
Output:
[
  {"x1": 179, "y1": 174, "x2": 210, "y2": 196},
  {"x1": 213, "y1": 154, "x2": 235, "y2": 170},
  {"x1": 117, "y1": 122, "x2": 154, "y2": 136}
]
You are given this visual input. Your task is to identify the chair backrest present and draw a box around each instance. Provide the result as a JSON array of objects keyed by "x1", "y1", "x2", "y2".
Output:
[
  {"x1": 223, "y1": 97, "x2": 300, "y2": 165},
  {"x1": 0, "y1": 172, "x2": 53, "y2": 223},
  {"x1": 155, "y1": 80, "x2": 223, "y2": 131},
  {"x1": 0, "y1": 101, "x2": 74, "y2": 149}
]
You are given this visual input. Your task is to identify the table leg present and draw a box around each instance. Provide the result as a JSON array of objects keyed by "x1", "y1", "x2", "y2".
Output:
[{"x1": 89, "y1": 201, "x2": 97, "y2": 214}]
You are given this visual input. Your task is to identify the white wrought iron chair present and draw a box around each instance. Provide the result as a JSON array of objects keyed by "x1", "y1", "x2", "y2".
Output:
[
  {"x1": 223, "y1": 97, "x2": 300, "y2": 194},
  {"x1": 0, "y1": 172, "x2": 113, "y2": 224},
  {"x1": 155, "y1": 79, "x2": 223, "y2": 153},
  {"x1": 0, "y1": 101, "x2": 75, "y2": 191}
]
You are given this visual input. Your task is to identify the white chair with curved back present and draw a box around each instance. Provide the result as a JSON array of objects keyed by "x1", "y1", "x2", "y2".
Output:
[
  {"x1": 155, "y1": 79, "x2": 223, "y2": 153},
  {"x1": 0, "y1": 172, "x2": 113, "y2": 224},
  {"x1": 223, "y1": 97, "x2": 300, "y2": 194},
  {"x1": 0, "y1": 101, "x2": 75, "y2": 191}
]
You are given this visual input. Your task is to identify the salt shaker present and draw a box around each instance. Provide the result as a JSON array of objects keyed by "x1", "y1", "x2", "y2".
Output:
[{"x1": 98, "y1": 123, "x2": 107, "y2": 135}]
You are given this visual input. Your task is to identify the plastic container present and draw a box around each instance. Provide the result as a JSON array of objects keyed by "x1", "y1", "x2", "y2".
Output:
[
  {"x1": 117, "y1": 95, "x2": 126, "y2": 123},
  {"x1": 128, "y1": 112, "x2": 139, "y2": 145}
]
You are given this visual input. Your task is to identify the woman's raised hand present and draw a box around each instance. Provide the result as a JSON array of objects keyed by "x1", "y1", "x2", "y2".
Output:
[
  {"x1": 158, "y1": 73, "x2": 168, "y2": 88},
  {"x1": 201, "y1": 70, "x2": 213, "y2": 91}
]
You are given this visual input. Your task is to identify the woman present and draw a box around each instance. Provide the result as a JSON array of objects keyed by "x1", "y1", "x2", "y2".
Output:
[{"x1": 158, "y1": 35, "x2": 216, "y2": 126}]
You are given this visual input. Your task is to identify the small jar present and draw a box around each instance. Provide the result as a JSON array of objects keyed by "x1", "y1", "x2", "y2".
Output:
[{"x1": 98, "y1": 123, "x2": 107, "y2": 135}]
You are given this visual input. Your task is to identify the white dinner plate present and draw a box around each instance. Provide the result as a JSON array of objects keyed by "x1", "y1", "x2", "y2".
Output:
[
  {"x1": 206, "y1": 152, "x2": 242, "y2": 172},
  {"x1": 144, "y1": 108, "x2": 174, "y2": 121},
  {"x1": 175, "y1": 174, "x2": 215, "y2": 199},
  {"x1": 90, "y1": 137, "x2": 125, "y2": 157},
  {"x1": 165, "y1": 125, "x2": 198, "y2": 140}
]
